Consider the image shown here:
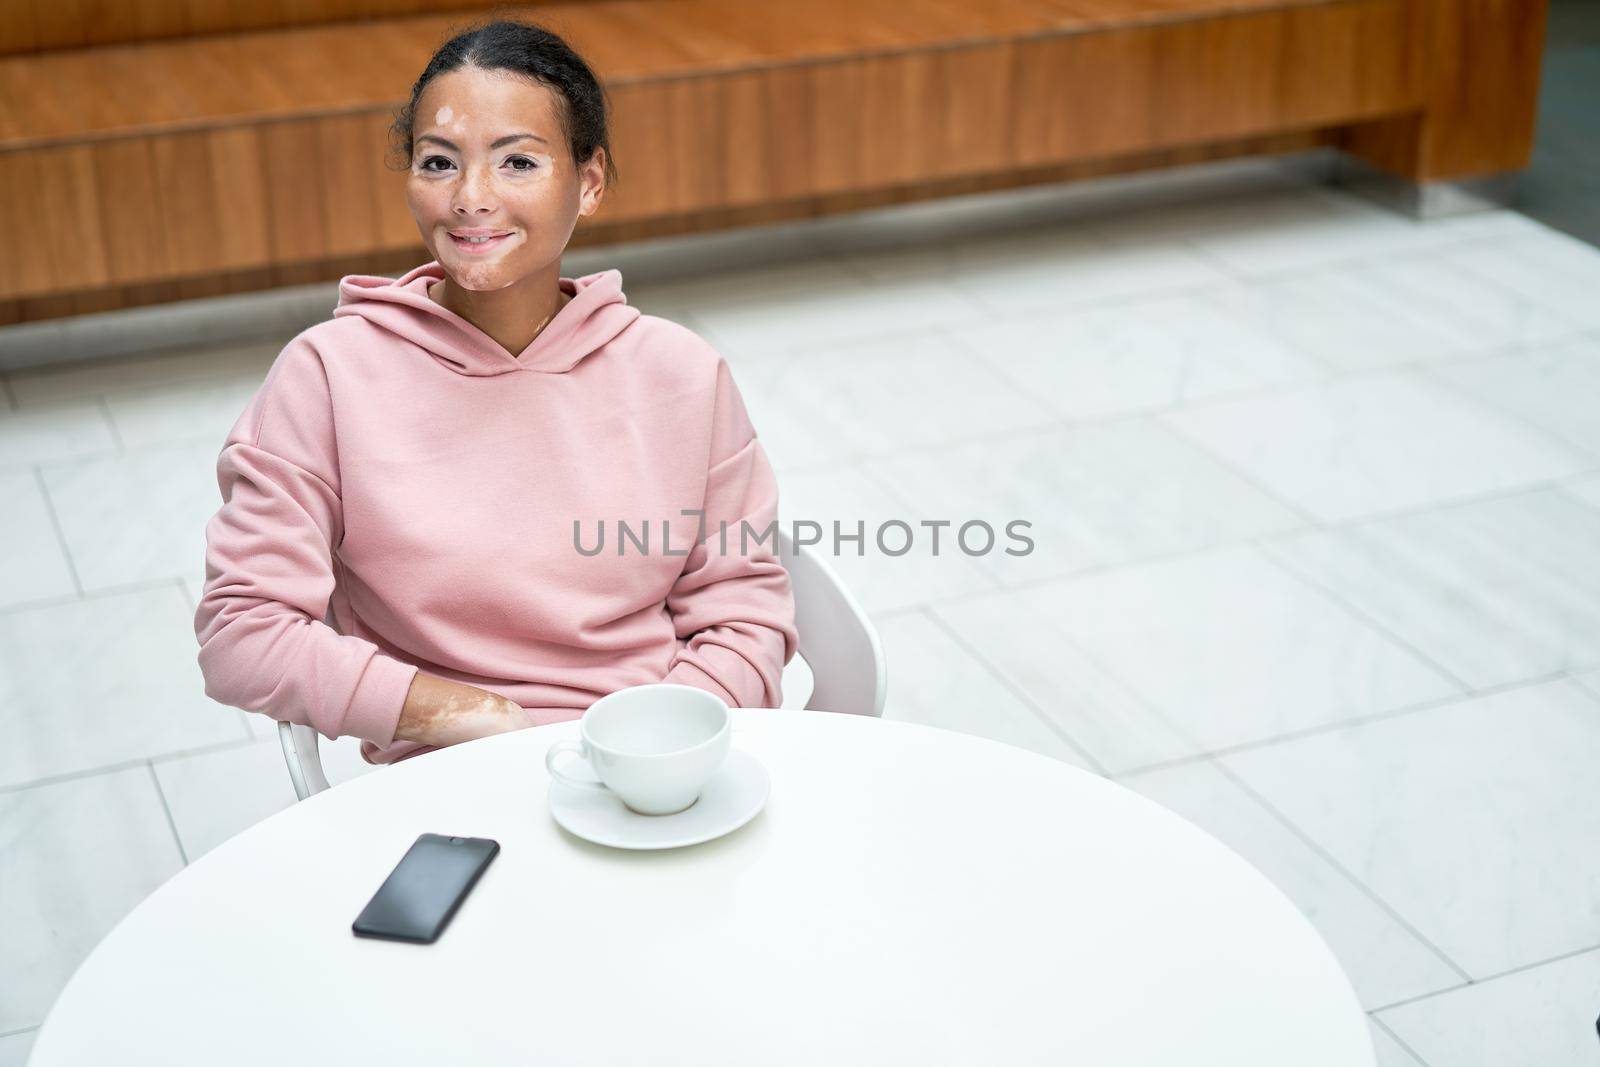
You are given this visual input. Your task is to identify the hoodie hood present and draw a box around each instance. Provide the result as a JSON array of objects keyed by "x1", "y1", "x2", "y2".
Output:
[{"x1": 331, "y1": 261, "x2": 642, "y2": 377}]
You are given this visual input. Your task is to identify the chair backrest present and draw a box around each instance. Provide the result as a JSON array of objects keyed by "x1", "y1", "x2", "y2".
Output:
[
  {"x1": 773, "y1": 525, "x2": 887, "y2": 718},
  {"x1": 280, "y1": 524, "x2": 887, "y2": 800}
]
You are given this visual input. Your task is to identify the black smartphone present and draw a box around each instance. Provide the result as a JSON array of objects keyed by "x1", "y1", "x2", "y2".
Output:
[{"x1": 352, "y1": 833, "x2": 500, "y2": 944}]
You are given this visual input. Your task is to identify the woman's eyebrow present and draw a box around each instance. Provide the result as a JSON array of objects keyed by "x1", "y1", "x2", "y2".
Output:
[{"x1": 416, "y1": 133, "x2": 550, "y2": 151}]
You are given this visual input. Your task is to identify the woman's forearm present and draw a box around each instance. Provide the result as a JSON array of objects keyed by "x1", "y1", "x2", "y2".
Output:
[{"x1": 395, "y1": 672, "x2": 531, "y2": 746}]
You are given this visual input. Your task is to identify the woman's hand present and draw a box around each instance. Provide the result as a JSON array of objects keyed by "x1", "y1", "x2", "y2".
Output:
[{"x1": 394, "y1": 672, "x2": 536, "y2": 747}]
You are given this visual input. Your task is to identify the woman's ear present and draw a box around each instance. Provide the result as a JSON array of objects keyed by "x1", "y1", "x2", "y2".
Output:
[{"x1": 577, "y1": 148, "x2": 607, "y2": 218}]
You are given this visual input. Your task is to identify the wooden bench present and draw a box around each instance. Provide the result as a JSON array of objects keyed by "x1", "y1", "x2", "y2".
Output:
[{"x1": 0, "y1": 0, "x2": 1547, "y2": 326}]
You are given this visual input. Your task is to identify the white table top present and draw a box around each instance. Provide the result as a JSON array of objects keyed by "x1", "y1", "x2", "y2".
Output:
[{"x1": 31, "y1": 709, "x2": 1373, "y2": 1066}]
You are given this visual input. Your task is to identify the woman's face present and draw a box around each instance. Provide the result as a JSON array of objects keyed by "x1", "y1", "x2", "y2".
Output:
[{"x1": 406, "y1": 66, "x2": 605, "y2": 293}]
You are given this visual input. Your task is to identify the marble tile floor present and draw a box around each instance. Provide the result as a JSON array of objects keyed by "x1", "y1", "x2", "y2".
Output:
[{"x1": 2, "y1": 156, "x2": 1599, "y2": 1065}]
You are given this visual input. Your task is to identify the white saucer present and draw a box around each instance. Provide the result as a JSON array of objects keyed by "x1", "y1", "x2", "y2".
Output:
[{"x1": 547, "y1": 748, "x2": 770, "y2": 850}]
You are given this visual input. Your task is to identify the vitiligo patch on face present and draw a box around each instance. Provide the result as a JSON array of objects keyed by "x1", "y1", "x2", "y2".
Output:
[
  {"x1": 435, "y1": 106, "x2": 453, "y2": 125},
  {"x1": 525, "y1": 152, "x2": 555, "y2": 178}
]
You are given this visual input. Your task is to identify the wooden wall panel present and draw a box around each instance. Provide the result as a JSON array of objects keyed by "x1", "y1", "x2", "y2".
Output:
[
  {"x1": 1013, "y1": 32, "x2": 1154, "y2": 164},
  {"x1": 260, "y1": 120, "x2": 328, "y2": 265},
  {"x1": 34, "y1": 144, "x2": 109, "y2": 290},
  {"x1": 93, "y1": 139, "x2": 170, "y2": 283},
  {"x1": 1341, "y1": 0, "x2": 1545, "y2": 180},
  {"x1": 1420, "y1": 0, "x2": 1546, "y2": 177},
  {"x1": 604, "y1": 79, "x2": 710, "y2": 217},
  {"x1": 367, "y1": 113, "x2": 422, "y2": 251},
  {"x1": 206, "y1": 126, "x2": 275, "y2": 272},
  {"x1": 0, "y1": 128, "x2": 1334, "y2": 324},
  {"x1": 152, "y1": 132, "x2": 224, "y2": 276},
  {"x1": 0, "y1": 0, "x2": 1549, "y2": 321},
  {"x1": 0, "y1": 0, "x2": 569, "y2": 55},
  {"x1": 319, "y1": 114, "x2": 382, "y2": 256},
  {"x1": 1277, "y1": 0, "x2": 1417, "y2": 122},
  {"x1": 0, "y1": 150, "x2": 53, "y2": 296},
  {"x1": 1147, "y1": 15, "x2": 1283, "y2": 142},
  {"x1": 694, "y1": 69, "x2": 784, "y2": 210}
]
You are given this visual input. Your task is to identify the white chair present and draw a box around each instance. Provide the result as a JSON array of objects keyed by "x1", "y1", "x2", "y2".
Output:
[{"x1": 280, "y1": 525, "x2": 887, "y2": 800}]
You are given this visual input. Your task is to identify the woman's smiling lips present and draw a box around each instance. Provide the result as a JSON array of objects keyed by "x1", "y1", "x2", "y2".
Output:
[{"x1": 447, "y1": 228, "x2": 516, "y2": 254}]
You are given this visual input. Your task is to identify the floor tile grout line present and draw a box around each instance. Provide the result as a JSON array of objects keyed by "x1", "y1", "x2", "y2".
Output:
[
  {"x1": 33, "y1": 464, "x2": 84, "y2": 598},
  {"x1": 1148, "y1": 364, "x2": 1600, "y2": 534},
  {"x1": 1412, "y1": 347, "x2": 1600, "y2": 464},
  {"x1": 1019, "y1": 584, "x2": 1487, "y2": 968},
  {"x1": 1569, "y1": 671, "x2": 1600, "y2": 702},
  {"x1": 1112, "y1": 670, "x2": 1574, "y2": 780},
  {"x1": 1004, "y1": 557, "x2": 1513, "y2": 986},
  {"x1": 678, "y1": 244, "x2": 1574, "y2": 374},
  {"x1": 787, "y1": 435, "x2": 1022, "y2": 596},
  {"x1": 919, "y1": 606, "x2": 1111, "y2": 777},
  {"x1": 850, "y1": 458, "x2": 1600, "y2": 633},
  {"x1": 3, "y1": 335, "x2": 275, "y2": 382},
  {"x1": 965, "y1": 570, "x2": 1251, "y2": 782},
  {"x1": 953, "y1": 273, "x2": 1225, "y2": 327},
  {"x1": 0, "y1": 573, "x2": 205, "y2": 620},
  {"x1": 8, "y1": 429, "x2": 224, "y2": 468},
  {"x1": 1207, "y1": 758, "x2": 1475, "y2": 985},
  {"x1": 1564, "y1": 480, "x2": 1600, "y2": 516},
  {"x1": 835, "y1": 188, "x2": 1544, "y2": 295},
  {"x1": 1287, "y1": 467, "x2": 1600, "y2": 531},
  {"x1": 721, "y1": 315, "x2": 1587, "y2": 437},
  {"x1": 147, "y1": 760, "x2": 190, "y2": 867},
  {"x1": 175, "y1": 576, "x2": 197, "y2": 614},
  {"x1": 1252, "y1": 540, "x2": 1476, "y2": 693},
  {"x1": 1286, "y1": 208, "x2": 1575, "y2": 275},
  {"x1": 1370, "y1": 941, "x2": 1600, "y2": 1016},
  {"x1": 745, "y1": 194, "x2": 1587, "y2": 331},
  {"x1": 1143, "y1": 414, "x2": 1329, "y2": 529},
  {"x1": 966, "y1": 508, "x2": 1478, "y2": 991},
  {"x1": 0, "y1": 436, "x2": 219, "y2": 479},
  {"x1": 1369, "y1": 1014, "x2": 1433, "y2": 1067},
  {"x1": 1232, "y1": 463, "x2": 1600, "y2": 545},
  {"x1": 768, "y1": 333, "x2": 1599, "y2": 506},
  {"x1": 1155, "y1": 213, "x2": 1535, "y2": 291},
  {"x1": 4, "y1": 361, "x2": 277, "y2": 414},
  {"x1": 0, "y1": 736, "x2": 265, "y2": 798},
  {"x1": 720, "y1": 230, "x2": 1580, "y2": 358},
  {"x1": 95, "y1": 395, "x2": 125, "y2": 452},
  {"x1": 922, "y1": 326, "x2": 1088, "y2": 426}
]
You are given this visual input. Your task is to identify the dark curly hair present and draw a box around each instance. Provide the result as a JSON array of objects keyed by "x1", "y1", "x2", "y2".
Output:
[{"x1": 386, "y1": 16, "x2": 619, "y2": 191}]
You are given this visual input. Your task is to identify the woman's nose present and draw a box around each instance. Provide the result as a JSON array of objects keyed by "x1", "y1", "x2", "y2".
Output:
[{"x1": 452, "y1": 166, "x2": 497, "y2": 215}]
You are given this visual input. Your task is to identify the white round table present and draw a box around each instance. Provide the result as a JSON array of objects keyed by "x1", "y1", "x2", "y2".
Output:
[{"x1": 31, "y1": 709, "x2": 1373, "y2": 1066}]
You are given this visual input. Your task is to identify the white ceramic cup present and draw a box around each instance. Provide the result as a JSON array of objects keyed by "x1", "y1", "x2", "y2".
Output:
[{"x1": 545, "y1": 684, "x2": 731, "y2": 816}]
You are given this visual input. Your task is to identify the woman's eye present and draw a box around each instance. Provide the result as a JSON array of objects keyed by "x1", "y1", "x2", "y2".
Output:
[{"x1": 415, "y1": 156, "x2": 536, "y2": 173}]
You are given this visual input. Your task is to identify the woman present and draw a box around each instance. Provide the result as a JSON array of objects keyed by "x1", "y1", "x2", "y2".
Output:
[{"x1": 194, "y1": 19, "x2": 799, "y2": 767}]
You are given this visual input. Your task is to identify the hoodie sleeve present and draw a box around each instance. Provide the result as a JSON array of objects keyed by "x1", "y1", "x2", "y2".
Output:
[
  {"x1": 193, "y1": 335, "x2": 419, "y2": 746},
  {"x1": 661, "y1": 357, "x2": 800, "y2": 709}
]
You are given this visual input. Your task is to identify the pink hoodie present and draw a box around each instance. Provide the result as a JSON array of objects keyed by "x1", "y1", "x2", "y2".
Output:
[{"x1": 194, "y1": 261, "x2": 799, "y2": 766}]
